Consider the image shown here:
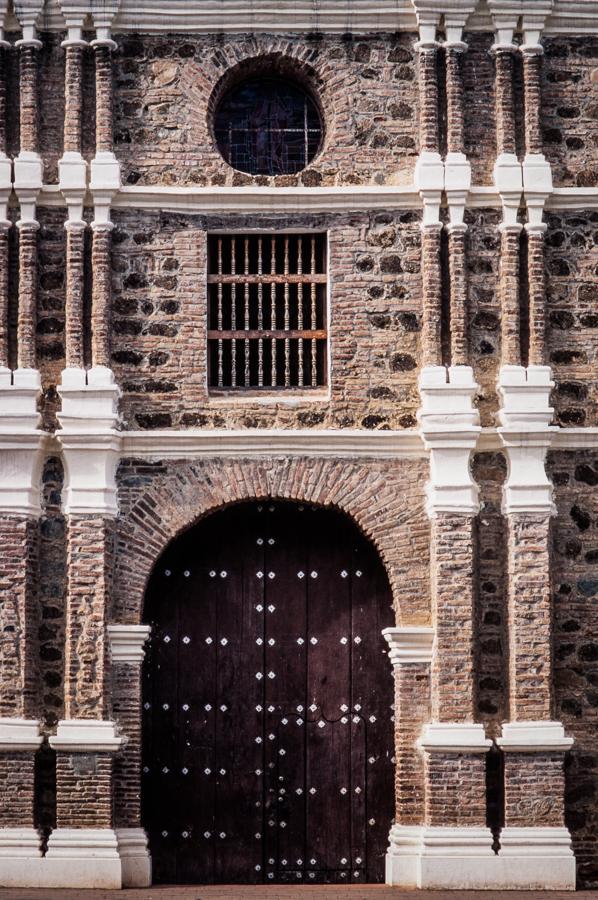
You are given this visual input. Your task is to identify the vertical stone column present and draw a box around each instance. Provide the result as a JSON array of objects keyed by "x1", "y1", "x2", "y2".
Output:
[
  {"x1": 64, "y1": 220, "x2": 86, "y2": 370},
  {"x1": 498, "y1": 220, "x2": 522, "y2": 368},
  {"x1": 496, "y1": 369, "x2": 575, "y2": 888},
  {"x1": 47, "y1": 374, "x2": 124, "y2": 889},
  {"x1": 526, "y1": 223, "x2": 547, "y2": 367},
  {"x1": 108, "y1": 625, "x2": 152, "y2": 888},
  {"x1": 91, "y1": 220, "x2": 113, "y2": 370},
  {"x1": 420, "y1": 218, "x2": 443, "y2": 367},
  {"x1": 414, "y1": 366, "x2": 494, "y2": 888},
  {"x1": 383, "y1": 627, "x2": 434, "y2": 887},
  {"x1": 16, "y1": 218, "x2": 39, "y2": 372},
  {"x1": 0, "y1": 29, "x2": 10, "y2": 372}
]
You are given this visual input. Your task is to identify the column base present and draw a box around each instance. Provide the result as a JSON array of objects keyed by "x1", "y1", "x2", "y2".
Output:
[
  {"x1": 116, "y1": 827, "x2": 152, "y2": 887},
  {"x1": 44, "y1": 828, "x2": 122, "y2": 889},
  {"x1": 386, "y1": 824, "x2": 575, "y2": 889}
]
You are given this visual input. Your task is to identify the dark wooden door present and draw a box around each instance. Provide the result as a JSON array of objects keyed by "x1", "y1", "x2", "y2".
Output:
[{"x1": 142, "y1": 501, "x2": 394, "y2": 885}]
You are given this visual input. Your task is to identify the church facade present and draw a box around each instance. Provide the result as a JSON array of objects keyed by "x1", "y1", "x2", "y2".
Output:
[{"x1": 0, "y1": 0, "x2": 597, "y2": 890}]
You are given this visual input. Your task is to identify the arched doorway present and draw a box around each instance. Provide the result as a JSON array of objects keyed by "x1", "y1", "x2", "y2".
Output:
[{"x1": 141, "y1": 501, "x2": 395, "y2": 885}]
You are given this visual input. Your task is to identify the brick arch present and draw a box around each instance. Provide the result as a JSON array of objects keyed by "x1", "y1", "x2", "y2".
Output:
[
  {"x1": 176, "y1": 36, "x2": 353, "y2": 179},
  {"x1": 114, "y1": 456, "x2": 430, "y2": 625}
]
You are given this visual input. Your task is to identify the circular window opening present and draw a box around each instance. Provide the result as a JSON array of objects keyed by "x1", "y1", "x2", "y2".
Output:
[{"x1": 214, "y1": 76, "x2": 323, "y2": 176}]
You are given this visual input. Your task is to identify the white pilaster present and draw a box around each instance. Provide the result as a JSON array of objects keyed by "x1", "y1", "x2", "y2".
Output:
[
  {"x1": 57, "y1": 366, "x2": 122, "y2": 517},
  {"x1": 44, "y1": 829, "x2": 122, "y2": 889},
  {"x1": 417, "y1": 365, "x2": 481, "y2": 517},
  {"x1": 0, "y1": 368, "x2": 44, "y2": 517},
  {"x1": 498, "y1": 364, "x2": 556, "y2": 515}
]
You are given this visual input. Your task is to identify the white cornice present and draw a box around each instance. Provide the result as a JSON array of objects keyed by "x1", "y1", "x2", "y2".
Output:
[
  {"x1": 29, "y1": 184, "x2": 598, "y2": 215},
  {"x1": 5, "y1": 0, "x2": 598, "y2": 34},
  {"x1": 108, "y1": 624, "x2": 150, "y2": 664},
  {"x1": 121, "y1": 428, "x2": 427, "y2": 460}
]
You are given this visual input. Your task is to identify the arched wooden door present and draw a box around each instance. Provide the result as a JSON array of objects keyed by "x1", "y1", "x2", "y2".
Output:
[{"x1": 142, "y1": 501, "x2": 395, "y2": 885}]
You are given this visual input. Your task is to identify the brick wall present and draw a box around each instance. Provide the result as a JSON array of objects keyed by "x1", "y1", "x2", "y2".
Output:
[
  {"x1": 546, "y1": 210, "x2": 598, "y2": 427},
  {"x1": 543, "y1": 37, "x2": 598, "y2": 188},
  {"x1": 113, "y1": 33, "x2": 419, "y2": 188},
  {"x1": 110, "y1": 209, "x2": 423, "y2": 430}
]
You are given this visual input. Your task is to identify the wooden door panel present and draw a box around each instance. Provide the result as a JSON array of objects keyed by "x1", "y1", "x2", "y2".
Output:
[{"x1": 142, "y1": 502, "x2": 394, "y2": 885}]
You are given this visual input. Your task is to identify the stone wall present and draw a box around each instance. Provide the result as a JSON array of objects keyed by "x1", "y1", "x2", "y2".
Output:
[
  {"x1": 543, "y1": 36, "x2": 598, "y2": 188},
  {"x1": 549, "y1": 449, "x2": 598, "y2": 887},
  {"x1": 546, "y1": 209, "x2": 598, "y2": 427},
  {"x1": 113, "y1": 33, "x2": 419, "y2": 187},
  {"x1": 110, "y1": 209, "x2": 422, "y2": 430}
]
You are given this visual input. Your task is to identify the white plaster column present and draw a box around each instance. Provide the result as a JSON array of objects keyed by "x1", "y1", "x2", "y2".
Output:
[
  {"x1": 108, "y1": 625, "x2": 152, "y2": 888},
  {"x1": 383, "y1": 626, "x2": 434, "y2": 887}
]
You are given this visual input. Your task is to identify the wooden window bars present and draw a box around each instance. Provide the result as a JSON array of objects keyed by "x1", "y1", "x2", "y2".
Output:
[{"x1": 207, "y1": 233, "x2": 328, "y2": 392}]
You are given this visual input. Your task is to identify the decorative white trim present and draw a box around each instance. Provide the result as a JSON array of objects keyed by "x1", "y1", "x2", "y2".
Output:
[
  {"x1": 44, "y1": 829, "x2": 122, "y2": 889},
  {"x1": 108, "y1": 624, "x2": 151, "y2": 664},
  {"x1": 121, "y1": 428, "x2": 426, "y2": 460},
  {"x1": 0, "y1": 718, "x2": 42, "y2": 751},
  {"x1": 57, "y1": 367, "x2": 122, "y2": 517},
  {"x1": 0, "y1": 828, "x2": 41, "y2": 859},
  {"x1": 417, "y1": 366, "x2": 481, "y2": 517},
  {"x1": 499, "y1": 826, "x2": 574, "y2": 858},
  {"x1": 386, "y1": 823, "x2": 575, "y2": 889},
  {"x1": 382, "y1": 626, "x2": 434, "y2": 665},
  {"x1": 497, "y1": 720, "x2": 574, "y2": 752},
  {"x1": 0, "y1": 368, "x2": 44, "y2": 517},
  {"x1": 114, "y1": 184, "x2": 422, "y2": 214},
  {"x1": 418, "y1": 722, "x2": 492, "y2": 753},
  {"x1": 498, "y1": 365, "x2": 556, "y2": 516},
  {"x1": 49, "y1": 719, "x2": 123, "y2": 753},
  {"x1": 116, "y1": 828, "x2": 152, "y2": 888}
]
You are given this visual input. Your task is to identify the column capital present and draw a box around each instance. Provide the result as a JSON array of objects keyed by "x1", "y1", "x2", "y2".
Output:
[
  {"x1": 497, "y1": 721, "x2": 573, "y2": 752},
  {"x1": 49, "y1": 719, "x2": 122, "y2": 753},
  {"x1": 382, "y1": 626, "x2": 434, "y2": 665},
  {"x1": 57, "y1": 367, "x2": 122, "y2": 517},
  {"x1": 418, "y1": 365, "x2": 481, "y2": 517},
  {"x1": 498, "y1": 365, "x2": 556, "y2": 515},
  {"x1": 108, "y1": 625, "x2": 151, "y2": 664},
  {"x1": 418, "y1": 722, "x2": 492, "y2": 753}
]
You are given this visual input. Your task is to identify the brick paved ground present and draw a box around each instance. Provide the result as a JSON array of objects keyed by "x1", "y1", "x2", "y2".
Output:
[{"x1": 0, "y1": 889, "x2": 595, "y2": 900}]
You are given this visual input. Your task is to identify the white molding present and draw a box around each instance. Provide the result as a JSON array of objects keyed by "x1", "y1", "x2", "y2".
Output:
[
  {"x1": 31, "y1": 184, "x2": 598, "y2": 215},
  {"x1": 418, "y1": 722, "x2": 492, "y2": 753},
  {"x1": 121, "y1": 428, "x2": 426, "y2": 460},
  {"x1": 108, "y1": 624, "x2": 151, "y2": 664},
  {"x1": 497, "y1": 720, "x2": 574, "y2": 752},
  {"x1": 49, "y1": 719, "x2": 123, "y2": 753},
  {"x1": 113, "y1": 185, "x2": 422, "y2": 214},
  {"x1": 57, "y1": 367, "x2": 122, "y2": 517},
  {"x1": 499, "y1": 826, "x2": 574, "y2": 858},
  {"x1": 116, "y1": 828, "x2": 151, "y2": 888},
  {"x1": 382, "y1": 626, "x2": 434, "y2": 665},
  {"x1": 44, "y1": 829, "x2": 122, "y2": 889},
  {"x1": 417, "y1": 366, "x2": 481, "y2": 517},
  {"x1": 0, "y1": 718, "x2": 42, "y2": 751},
  {"x1": 0, "y1": 828, "x2": 42, "y2": 859},
  {"x1": 498, "y1": 365, "x2": 556, "y2": 516}
]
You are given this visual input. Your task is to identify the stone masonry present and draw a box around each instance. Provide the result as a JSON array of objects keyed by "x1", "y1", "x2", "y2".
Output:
[{"x1": 0, "y1": 0, "x2": 596, "y2": 892}]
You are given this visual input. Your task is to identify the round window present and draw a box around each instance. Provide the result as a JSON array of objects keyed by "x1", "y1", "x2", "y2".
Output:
[{"x1": 214, "y1": 77, "x2": 323, "y2": 176}]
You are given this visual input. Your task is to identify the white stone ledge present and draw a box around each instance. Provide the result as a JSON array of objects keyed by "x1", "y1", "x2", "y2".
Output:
[
  {"x1": 419, "y1": 722, "x2": 492, "y2": 753},
  {"x1": 121, "y1": 428, "x2": 427, "y2": 460},
  {"x1": 33, "y1": 184, "x2": 598, "y2": 214},
  {"x1": 497, "y1": 720, "x2": 574, "y2": 752},
  {"x1": 49, "y1": 720, "x2": 122, "y2": 753},
  {"x1": 0, "y1": 718, "x2": 43, "y2": 751},
  {"x1": 116, "y1": 828, "x2": 151, "y2": 888}
]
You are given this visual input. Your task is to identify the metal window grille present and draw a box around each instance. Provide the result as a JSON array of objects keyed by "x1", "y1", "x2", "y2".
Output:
[{"x1": 208, "y1": 234, "x2": 327, "y2": 392}]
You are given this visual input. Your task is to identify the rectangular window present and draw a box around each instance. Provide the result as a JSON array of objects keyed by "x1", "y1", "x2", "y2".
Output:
[{"x1": 207, "y1": 233, "x2": 327, "y2": 392}]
